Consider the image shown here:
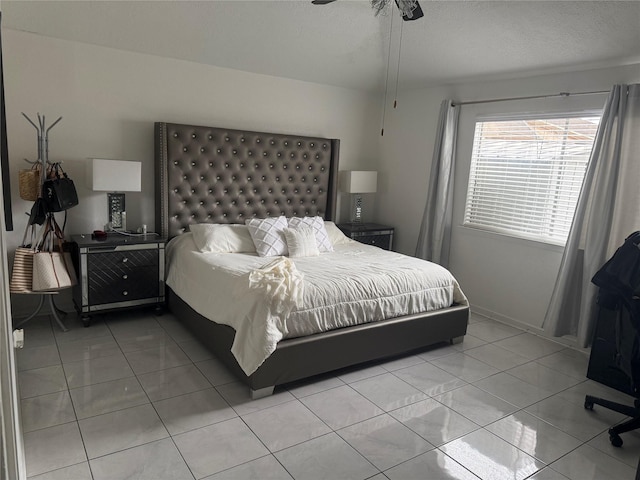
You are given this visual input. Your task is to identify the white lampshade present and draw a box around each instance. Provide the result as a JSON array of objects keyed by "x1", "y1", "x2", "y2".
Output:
[
  {"x1": 340, "y1": 171, "x2": 377, "y2": 194},
  {"x1": 89, "y1": 159, "x2": 142, "y2": 192}
]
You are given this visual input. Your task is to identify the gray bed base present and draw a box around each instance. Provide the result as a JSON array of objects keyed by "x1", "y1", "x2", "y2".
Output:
[
  {"x1": 155, "y1": 122, "x2": 469, "y2": 397},
  {"x1": 169, "y1": 288, "x2": 468, "y2": 398}
]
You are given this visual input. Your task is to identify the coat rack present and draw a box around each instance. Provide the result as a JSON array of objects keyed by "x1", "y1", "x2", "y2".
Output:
[
  {"x1": 21, "y1": 112, "x2": 62, "y2": 181},
  {"x1": 14, "y1": 112, "x2": 69, "y2": 332}
]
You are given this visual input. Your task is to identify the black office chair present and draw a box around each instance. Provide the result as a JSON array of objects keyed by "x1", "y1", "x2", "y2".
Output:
[{"x1": 584, "y1": 231, "x2": 640, "y2": 447}]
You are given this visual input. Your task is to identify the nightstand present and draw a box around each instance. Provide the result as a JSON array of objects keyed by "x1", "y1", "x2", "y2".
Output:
[
  {"x1": 338, "y1": 223, "x2": 394, "y2": 250},
  {"x1": 70, "y1": 234, "x2": 166, "y2": 326}
]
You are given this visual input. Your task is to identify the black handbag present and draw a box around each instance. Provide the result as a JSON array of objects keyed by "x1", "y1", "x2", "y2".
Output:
[{"x1": 42, "y1": 163, "x2": 78, "y2": 212}]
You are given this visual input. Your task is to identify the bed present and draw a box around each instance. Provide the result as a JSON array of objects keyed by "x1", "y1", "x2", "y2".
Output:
[{"x1": 155, "y1": 122, "x2": 469, "y2": 398}]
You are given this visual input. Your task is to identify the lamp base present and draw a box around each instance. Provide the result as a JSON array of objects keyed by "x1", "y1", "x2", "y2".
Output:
[
  {"x1": 350, "y1": 193, "x2": 363, "y2": 223},
  {"x1": 107, "y1": 193, "x2": 126, "y2": 230}
]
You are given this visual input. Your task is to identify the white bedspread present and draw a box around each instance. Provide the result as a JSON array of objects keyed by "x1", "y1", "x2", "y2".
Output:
[{"x1": 166, "y1": 234, "x2": 468, "y2": 375}]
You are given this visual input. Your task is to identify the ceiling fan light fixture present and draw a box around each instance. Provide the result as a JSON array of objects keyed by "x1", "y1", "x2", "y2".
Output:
[{"x1": 396, "y1": 0, "x2": 423, "y2": 20}]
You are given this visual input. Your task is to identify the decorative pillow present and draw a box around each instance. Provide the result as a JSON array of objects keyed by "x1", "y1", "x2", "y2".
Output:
[
  {"x1": 284, "y1": 226, "x2": 320, "y2": 258},
  {"x1": 245, "y1": 216, "x2": 289, "y2": 257},
  {"x1": 324, "y1": 221, "x2": 354, "y2": 246},
  {"x1": 189, "y1": 224, "x2": 256, "y2": 253},
  {"x1": 288, "y1": 216, "x2": 334, "y2": 252}
]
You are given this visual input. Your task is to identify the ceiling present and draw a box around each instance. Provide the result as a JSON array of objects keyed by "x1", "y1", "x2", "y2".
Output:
[{"x1": 3, "y1": 0, "x2": 640, "y2": 92}]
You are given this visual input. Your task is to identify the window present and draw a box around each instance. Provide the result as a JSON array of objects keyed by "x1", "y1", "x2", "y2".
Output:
[{"x1": 463, "y1": 113, "x2": 601, "y2": 245}]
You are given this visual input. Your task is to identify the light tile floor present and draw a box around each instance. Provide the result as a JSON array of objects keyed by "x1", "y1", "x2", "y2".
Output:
[{"x1": 17, "y1": 310, "x2": 639, "y2": 480}]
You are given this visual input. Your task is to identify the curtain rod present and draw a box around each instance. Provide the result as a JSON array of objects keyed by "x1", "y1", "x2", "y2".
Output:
[{"x1": 451, "y1": 89, "x2": 609, "y2": 107}]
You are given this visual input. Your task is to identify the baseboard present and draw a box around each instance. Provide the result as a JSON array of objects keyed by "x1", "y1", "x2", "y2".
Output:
[
  {"x1": 469, "y1": 303, "x2": 588, "y2": 354},
  {"x1": 470, "y1": 304, "x2": 542, "y2": 333}
]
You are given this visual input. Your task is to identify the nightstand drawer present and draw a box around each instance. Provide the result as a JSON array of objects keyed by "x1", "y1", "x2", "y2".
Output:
[
  {"x1": 87, "y1": 249, "x2": 159, "y2": 271},
  {"x1": 88, "y1": 266, "x2": 160, "y2": 305},
  {"x1": 85, "y1": 249, "x2": 160, "y2": 305}
]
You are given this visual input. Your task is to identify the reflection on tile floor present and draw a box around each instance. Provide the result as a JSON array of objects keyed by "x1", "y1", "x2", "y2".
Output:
[{"x1": 16, "y1": 311, "x2": 638, "y2": 480}]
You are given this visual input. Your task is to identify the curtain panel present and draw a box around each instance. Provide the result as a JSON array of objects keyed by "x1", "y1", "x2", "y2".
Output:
[
  {"x1": 544, "y1": 84, "x2": 640, "y2": 347},
  {"x1": 415, "y1": 99, "x2": 460, "y2": 267}
]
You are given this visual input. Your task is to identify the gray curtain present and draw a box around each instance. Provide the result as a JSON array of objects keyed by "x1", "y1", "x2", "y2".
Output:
[
  {"x1": 415, "y1": 100, "x2": 460, "y2": 267},
  {"x1": 544, "y1": 84, "x2": 640, "y2": 347}
]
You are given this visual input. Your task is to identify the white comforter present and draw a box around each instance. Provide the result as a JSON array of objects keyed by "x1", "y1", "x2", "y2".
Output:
[{"x1": 166, "y1": 234, "x2": 468, "y2": 376}]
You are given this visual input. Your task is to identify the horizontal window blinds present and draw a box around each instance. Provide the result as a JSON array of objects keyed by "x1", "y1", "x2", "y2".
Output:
[{"x1": 464, "y1": 115, "x2": 600, "y2": 245}]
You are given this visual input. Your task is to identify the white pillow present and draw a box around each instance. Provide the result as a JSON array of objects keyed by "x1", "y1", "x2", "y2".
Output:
[
  {"x1": 245, "y1": 216, "x2": 289, "y2": 257},
  {"x1": 288, "y1": 216, "x2": 333, "y2": 252},
  {"x1": 324, "y1": 221, "x2": 354, "y2": 246},
  {"x1": 284, "y1": 226, "x2": 320, "y2": 258},
  {"x1": 189, "y1": 224, "x2": 256, "y2": 253}
]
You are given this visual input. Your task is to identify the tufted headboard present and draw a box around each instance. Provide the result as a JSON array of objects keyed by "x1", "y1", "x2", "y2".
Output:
[{"x1": 155, "y1": 123, "x2": 340, "y2": 238}]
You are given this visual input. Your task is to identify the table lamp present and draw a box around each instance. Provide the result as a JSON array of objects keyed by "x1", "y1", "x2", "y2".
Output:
[
  {"x1": 89, "y1": 158, "x2": 142, "y2": 231},
  {"x1": 340, "y1": 171, "x2": 377, "y2": 223}
]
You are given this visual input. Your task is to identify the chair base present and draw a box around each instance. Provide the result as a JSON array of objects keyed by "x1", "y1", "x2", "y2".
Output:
[{"x1": 585, "y1": 395, "x2": 640, "y2": 447}]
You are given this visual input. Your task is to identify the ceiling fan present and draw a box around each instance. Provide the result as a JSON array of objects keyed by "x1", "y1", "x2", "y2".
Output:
[{"x1": 312, "y1": 0, "x2": 424, "y2": 21}]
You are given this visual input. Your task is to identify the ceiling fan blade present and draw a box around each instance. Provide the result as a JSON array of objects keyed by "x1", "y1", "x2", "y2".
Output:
[
  {"x1": 396, "y1": 0, "x2": 424, "y2": 21},
  {"x1": 311, "y1": 0, "x2": 337, "y2": 4}
]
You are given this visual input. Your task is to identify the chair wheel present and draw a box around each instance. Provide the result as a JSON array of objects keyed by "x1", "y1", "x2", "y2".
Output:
[
  {"x1": 609, "y1": 433, "x2": 623, "y2": 447},
  {"x1": 584, "y1": 400, "x2": 594, "y2": 410}
]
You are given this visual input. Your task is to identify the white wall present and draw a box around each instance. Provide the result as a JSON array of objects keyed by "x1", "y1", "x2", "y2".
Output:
[
  {"x1": 4, "y1": 30, "x2": 382, "y2": 314},
  {"x1": 8, "y1": 29, "x2": 639, "y2": 333},
  {"x1": 377, "y1": 64, "x2": 640, "y2": 333}
]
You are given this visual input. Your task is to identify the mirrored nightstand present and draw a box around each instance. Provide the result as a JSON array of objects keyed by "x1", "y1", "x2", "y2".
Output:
[{"x1": 337, "y1": 223, "x2": 394, "y2": 250}]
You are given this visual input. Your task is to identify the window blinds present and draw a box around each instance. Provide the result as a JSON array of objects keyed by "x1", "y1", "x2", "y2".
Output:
[{"x1": 464, "y1": 115, "x2": 600, "y2": 245}]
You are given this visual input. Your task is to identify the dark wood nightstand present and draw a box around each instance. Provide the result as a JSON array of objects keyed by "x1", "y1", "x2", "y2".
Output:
[
  {"x1": 338, "y1": 223, "x2": 394, "y2": 250},
  {"x1": 70, "y1": 234, "x2": 166, "y2": 326}
]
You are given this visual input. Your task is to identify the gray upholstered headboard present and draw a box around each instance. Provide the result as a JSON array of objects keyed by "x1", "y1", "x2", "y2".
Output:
[{"x1": 155, "y1": 123, "x2": 340, "y2": 238}]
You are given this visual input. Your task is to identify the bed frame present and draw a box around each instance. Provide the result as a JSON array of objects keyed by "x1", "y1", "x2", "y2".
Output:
[{"x1": 155, "y1": 122, "x2": 469, "y2": 398}]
